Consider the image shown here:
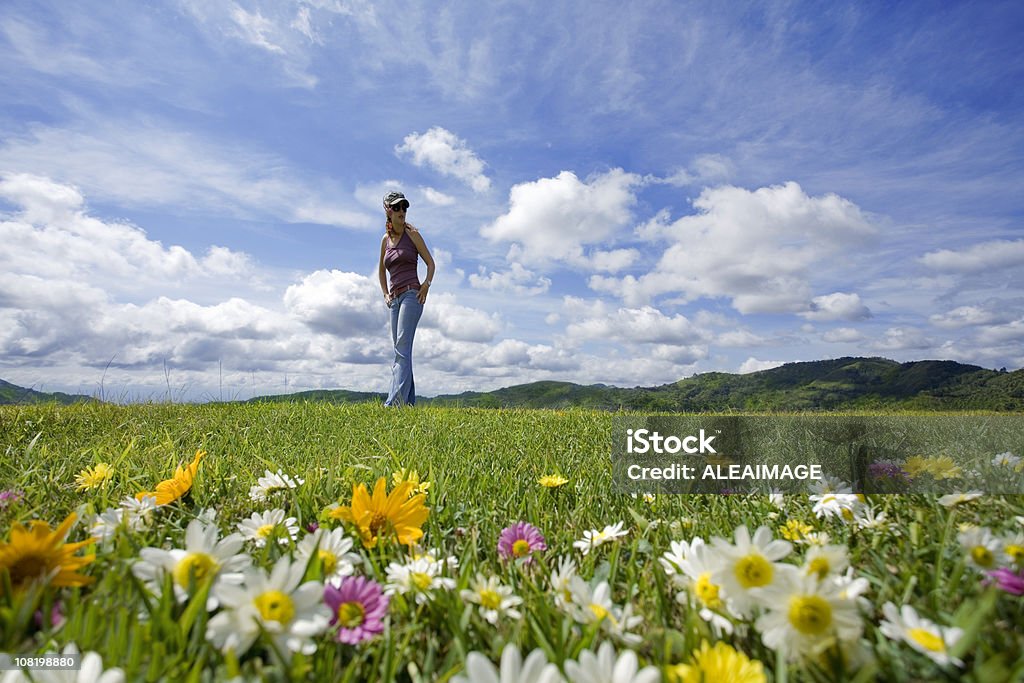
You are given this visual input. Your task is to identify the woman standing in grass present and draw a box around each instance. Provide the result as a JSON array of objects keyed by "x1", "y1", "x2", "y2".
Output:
[{"x1": 378, "y1": 191, "x2": 435, "y2": 406}]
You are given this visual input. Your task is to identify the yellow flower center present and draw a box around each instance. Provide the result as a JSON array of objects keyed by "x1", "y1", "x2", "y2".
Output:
[
  {"x1": 589, "y1": 603, "x2": 618, "y2": 625},
  {"x1": 369, "y1": 513, "x2": 389, "y2": 536},
  {"x1": 8, "y1": 552, "x2": 49, "y2": 585},
  {"x1": 336, "y1": 601, "x2": 365, "y2": 628},
  {"x1": 970, "y1": 546, "x2": 994, "y2": 567},
  {"x1": 908, "y1": 628, "x2": 945, "y2": 652},
  {"x1": 512, "y1": 539, "x2": 531, "y2": 557},
  {"x1": 735, "y1": 554, "x2": 773, "y2": 589},
  {"x1": 257, "y1": 524, "x2": 276, "y2": 538},
  {"x1": 254, "y1": 590, "x2": 294, "y2": 624},
  {"x1": 787, "y1": 595, "x2": 832, "y2": 635},
  {"x1": 1006, "y1": 544, "x2": 1024, "y2": 564},
  {"x1": 478, "y1": 589, "x2": 502, "y2": 609},
  {"x1": 172, "y1": 552, "x2": 218, "y2": 589},
  {"x1": 807, "y1": 557, "x2": 831, "y2": 580},
  {"x1": 318, "y1": 550, "x2": 337, "y2": 576},
  {"x1": 411, "y1": 572, "x2": 433, "y2": 590},
  {"x1": 694, "y1": 572, "x2": 722, "y2": 609}
]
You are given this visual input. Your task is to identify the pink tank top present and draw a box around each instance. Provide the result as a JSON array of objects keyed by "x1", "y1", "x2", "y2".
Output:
[{"x1": 384, "y1": 230, "x2": 420, "y2": 295}]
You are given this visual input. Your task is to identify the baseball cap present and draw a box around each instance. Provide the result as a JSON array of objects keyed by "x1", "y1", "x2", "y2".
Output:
[{"x1": 383, "y1": 191, "x2": 410, "y2": 209}]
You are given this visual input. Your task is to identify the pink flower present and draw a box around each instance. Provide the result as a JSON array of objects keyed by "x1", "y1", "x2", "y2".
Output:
[
  {"x1": 986, "y1": 568, "x2": 1024, "y2": 596},
  {"x1": 497, "y1": 522, "x2": 547, "y2": 564},
  {"x1": 324, "y1": 576, "x2": 389, "y2": 644},
  {"x1": 0, "y1": 489, "x2": 24, "y2": 509}
]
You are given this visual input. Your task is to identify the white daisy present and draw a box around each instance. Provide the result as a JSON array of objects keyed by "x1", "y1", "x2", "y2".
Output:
[
  {"x1": 384, "y1": 555, "x2": 457, "y2": 604},
  {"x1": 566, "y1": 578, "x2": 644, "y2": 645},
  {"x1": 710, "y1": 525, "x2": 798, "y2": 617},
  {"x1": 810, "y1": 493, "x2": 864, "y2": 522},
  {"x1": 295, "y1": 527, "x2": 360, "y2": 585},
  {"x1": 802, "y1": 543, "x2": 850, "y2": 582},
  {"x1": 854, "y1": 505, "x2": 894, "y2": 533},
  {"x1": 573, "y1": 522, "x2": 628, "y2": 556},
  {"x1": 938, "y1": 491, "x2": 984, "y2": 508},
  {"x1": 660, "y1": 537, "x2": 734, "y2": 635},
  {"x1": 563, "y1": 642, "x2": 660, "y2": 683},
  {"x1": 132, "y1": 518, "x2": 251, "y2": 611},
  {"x1": 992, "y1": 451, "x2": 1022, "y2": 469},
  {"x1": 1001, "y1": 531, "x2": 1024, "y2": 567},
  {"x1": 754, "y1": 573, "x2": 863, "y2": 660},
  {"x1": 958, "y1": 526, "x2": 1002, "y2": 571},
  {"x1": 89, "y1": 495, "x2": 158, "y2": 543},
  {"x1": 249, "y1": 469, "x2": 304, "y2": 503},
  {"x1": 460, "y1": 574, "x2": 523, "y2": 625},
  {"x1": 206, "y1": 556, "x2": 330, "y2": 656},
  {"x1": 236, "y1": 509, "x2": 299, "y2": 547},
  {"x1": 451, "y1": 644, "x2": 564, "y2": 683},
  {"x1": 549, "y1": 556, "x2": 578, "y2": 610},
  {"x1": 879, "y1": 602, "x2": 964, "y2": 667},
  {"x1": 809, "y1": 476, "x2": 852, "y2": 495}
]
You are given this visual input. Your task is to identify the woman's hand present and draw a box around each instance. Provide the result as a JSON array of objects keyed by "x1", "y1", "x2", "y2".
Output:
[
  {"x1": 383, "y1": 291, "x2": 392, "y2": 307},
  {"x1": 417, "y1": 282, "x2": 430, "y2": 304}
]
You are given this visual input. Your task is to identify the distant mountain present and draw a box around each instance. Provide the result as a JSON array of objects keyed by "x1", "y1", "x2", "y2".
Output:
[
  {"x1": 252, "y1": 357, "x2": 1024, "y2": 411},
  {"x1": 5, "y1": 358, "x2": 1022, "y2": 410},
  {"x1": 0, "y1": 379, "x2": 95, "y2": 405}
]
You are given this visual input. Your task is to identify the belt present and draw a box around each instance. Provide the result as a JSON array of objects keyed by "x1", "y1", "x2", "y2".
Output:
[{"x1": 391, "y1": 283, "x2": 420, "y2": 297}]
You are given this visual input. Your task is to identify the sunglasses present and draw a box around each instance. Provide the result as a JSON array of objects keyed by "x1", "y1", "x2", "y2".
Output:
[{"x1": 389, "y1": 202, "x2": 409, "y2": 212}]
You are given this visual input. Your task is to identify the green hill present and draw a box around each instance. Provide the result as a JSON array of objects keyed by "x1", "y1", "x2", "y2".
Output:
[
  {"x1": 0, "y1": 379, "x2": 95, "y2": 405},
  {"x1": 429, "y1": 357, "x2": 1024, "y2": 411},
  {"x1": 4, "y1": 357, "x2": 1022, "y2": 410}
]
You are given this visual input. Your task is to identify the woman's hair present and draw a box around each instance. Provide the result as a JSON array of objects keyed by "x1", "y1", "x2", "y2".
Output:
[{"x1": 385, "y1": 213, "x2": 415, "y2": 242}]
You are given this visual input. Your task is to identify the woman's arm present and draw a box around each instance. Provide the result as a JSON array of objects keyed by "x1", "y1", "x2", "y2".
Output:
[
  {"x1": 378, "y1": 235, "x2": 391, "y2": 305},
  {"x1": 407, "y1": 228, "x2": 435, "y2": 304}
]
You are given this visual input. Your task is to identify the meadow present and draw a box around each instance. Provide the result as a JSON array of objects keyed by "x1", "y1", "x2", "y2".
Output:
[{"x1": 1, "y1": 402, "x2": 1023, "y2": 682}]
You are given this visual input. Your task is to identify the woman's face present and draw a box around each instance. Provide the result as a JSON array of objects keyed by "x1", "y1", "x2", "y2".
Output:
[{"x1": 388, "y1": 202, "x2": 408, "y2": 227}]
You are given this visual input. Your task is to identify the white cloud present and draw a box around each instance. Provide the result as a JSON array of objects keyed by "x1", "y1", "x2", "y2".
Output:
[
  {"x1": 822, "y1": 327, "x2": 864, "y2": 343},
  {"x1": 975, "y1": 320, "x2": 1024, "y2": 345},
  {"x1": 420, "y1": 186, "x2": 456, "y2": 206},
  {"x1": 929, "y1": 305, "x2": 1007, "y2": 329},
  {"x1": 0, "y1": 124, "x2": 375, "y2": 229},
  {"x1": 920, "y1": 239, "x2": 1024, "y2": 273},
  {"x1": 563, "y1": 303, "x2": 709, "y2": 347},
  {"x1": 800, "y1": 292, "x2": 872, "y2": 321},
  {"x1": 395, "y1": 127, "x2": 490, "y2": 192},
  {"x1": 482, "y1": 168, "x2": 642, "y2": 271},
  {"x1": 0, "y1": 174, "x2": 255, "y2": 293},
  {"x1": 420, "y1": 294, "x2": 503, "y2": 343},
  {"x1": 468, "y1": 263, "x2": 551, "y2": 295},
  {"x1": 283, "y1": 269, "x2": 383, "y2": 337},
  {"x1": 870, "y1": 327, "x2": 934, "y2": 351},
  {"x1": 590, "y1": 182, "x2": 877, "y2": 313},
  {"x1": 658, "y1": 154, "x2": 735, "y2": 187},
  {"x1": 738, "y1": 357, "x2": 787, "y2": 374}
]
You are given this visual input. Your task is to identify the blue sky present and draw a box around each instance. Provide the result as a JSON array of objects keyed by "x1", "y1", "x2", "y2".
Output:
[{"x1": 1, "y1": 1, "x2": 1023, "y2": 401}]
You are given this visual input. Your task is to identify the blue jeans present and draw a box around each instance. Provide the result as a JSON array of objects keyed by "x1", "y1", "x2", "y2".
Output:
[{"x1": 384, "y1": 290, "x2": 423, "y2": 406}]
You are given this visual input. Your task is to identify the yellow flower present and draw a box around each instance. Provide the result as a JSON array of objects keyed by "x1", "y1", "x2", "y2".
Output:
[
  {"x1": 330, "y1": 477, "x2": 429, "y2": 549},
  {"x1": 75, "y1": 462, "x2": 113, "y2": 491},
  {"x1": 538, "y1": 474, "x2": 568, "y2": 488},
  {"x1": 392, "y1": 468, "x2": 431, "y2": 496},
  {"x1": 137, "y1": 449, "x2": 205, "y2": 506},
  {"x1": 667, "y1": 640, "x2": 766, "y2": 683},
  {"x1": 779, "y1": 519, "x2": 813, "y2": 543},
  {"x1": 903, "y1": 455, "x2": 961, "y2": 479},
  {"x1": 902, "y1": 456, "x2": 930, "y2": 477},
  {"x1": 0, "y1": 512, "x2": 95, "y2": 594},
  {"x1": 925, "y1": 456, "x2": 961, "y2": 480}
]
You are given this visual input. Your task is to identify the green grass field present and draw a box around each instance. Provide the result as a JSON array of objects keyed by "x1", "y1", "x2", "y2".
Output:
[{"x1": 1, "y1": 403, "x2": 1023, "y2": 681}]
